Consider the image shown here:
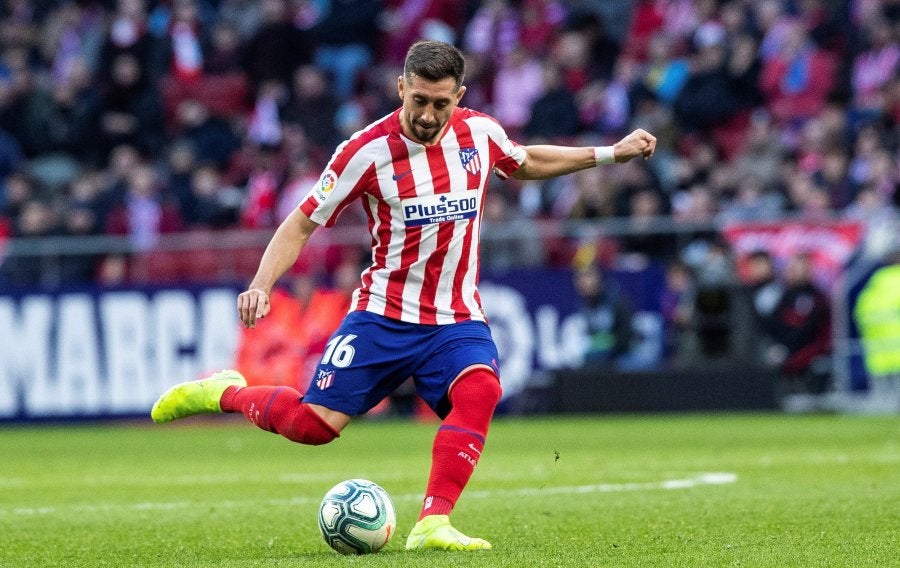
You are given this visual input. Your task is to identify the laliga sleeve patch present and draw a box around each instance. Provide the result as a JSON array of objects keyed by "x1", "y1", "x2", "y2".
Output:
[{"x1": 315, "y1": 169, "x2": 338, "y2": 201}]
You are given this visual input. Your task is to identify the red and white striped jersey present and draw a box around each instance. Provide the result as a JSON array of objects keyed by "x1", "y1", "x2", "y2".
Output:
[{"x1": 299, "y1": 107, "x2": 526, "y2": 325}]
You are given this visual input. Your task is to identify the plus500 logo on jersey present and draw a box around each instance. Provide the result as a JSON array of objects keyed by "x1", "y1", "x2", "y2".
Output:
[{"x1": 402, "y1": 193, "x2": 479, "y2": 226}]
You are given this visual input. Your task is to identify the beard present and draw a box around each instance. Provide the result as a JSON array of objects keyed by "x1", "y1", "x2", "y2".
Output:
[{"x1": 411, "y1": 120, "x2": 442, "y2": 143}]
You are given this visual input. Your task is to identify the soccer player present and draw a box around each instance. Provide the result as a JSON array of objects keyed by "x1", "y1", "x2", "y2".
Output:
[{"x1": 151, "y1": 40, "x2": 656, "y2": 551}]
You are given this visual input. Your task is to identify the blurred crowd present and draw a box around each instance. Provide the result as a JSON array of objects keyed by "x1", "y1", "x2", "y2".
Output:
[{"x1": 0, "y1": 0, "x2": 897, "y2": 287}]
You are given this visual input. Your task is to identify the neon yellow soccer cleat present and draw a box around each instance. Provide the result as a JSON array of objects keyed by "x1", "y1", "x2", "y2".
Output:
[
  {"x1": 405, "y1": 515, "x2": 492, "y2": 551},
  {"x1": 150, "y1": 370, "x2": 246, "y2": 424}
]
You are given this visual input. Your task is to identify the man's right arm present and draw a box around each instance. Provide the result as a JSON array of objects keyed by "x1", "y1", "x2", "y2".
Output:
[{"x1": 237, "y1": 208, "x2": 320, "y2": 328}]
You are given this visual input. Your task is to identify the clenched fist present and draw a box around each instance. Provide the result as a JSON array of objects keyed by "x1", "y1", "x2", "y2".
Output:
[{"x1": 613, "y1": 128, "x2": 657, "y2": 163}]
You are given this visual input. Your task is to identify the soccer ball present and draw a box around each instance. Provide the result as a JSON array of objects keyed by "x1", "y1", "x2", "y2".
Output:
[{"x1": 318, "y1": 479, "x2": 397, "y2": 555}]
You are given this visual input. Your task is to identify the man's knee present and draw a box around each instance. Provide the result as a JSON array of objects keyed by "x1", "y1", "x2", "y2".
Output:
[
  {"x1": 285, "y1": 403, "x2": 342, "y2": 446},
  {"x1": 450, "y1": 368, "x2": 503, "y2": 408}
]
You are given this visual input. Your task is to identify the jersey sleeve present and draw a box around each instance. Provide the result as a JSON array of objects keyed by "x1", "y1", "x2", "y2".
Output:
[
  {"x1": 298, "y1": 142, "x2": 373, "y2": 227},
  {"x1": 472, "y1": 112, "x2": 526, "y2": 180},
  {"x1": 491, "y1": 135, "x2": 526, "y2": 180}
]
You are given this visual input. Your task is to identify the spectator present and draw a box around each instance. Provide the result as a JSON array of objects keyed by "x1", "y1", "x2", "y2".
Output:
[
  {"x1": 731, "y1": 109, "x2": 783, "y2": 189},
  {"x1": 218, "y1": 0, "x2": 262, "y2": 42},
  {"x1": 552, "y1": 29, "x2": 593, "y2": 93},
  {"x1": 100, "y1": 0, "x2": 161, "y2": 79},
  {"x1": 660, "y1": 258, "x2": 696, "y2": 363},
  {"x1": 97, "y1": 52, "x2": 165, "y2": 159},
  {"x1": 247, "y1": 80, "x2": 287, "y2": 147},
  {"x1": 242, "y1": 0, "x2": 312, "y2": 87},
  {"x1": 718, "y1": 176, "x2": 785, "y2": 223},
  {"x1": 491, "y1": 47, "x2": 544, "y2": 136},
  {"x1": 573, "y1": 262, "x2": 633, "y2": 367},
  {"x1": 564, "y1": 165, "x2": 616, "y2": 220},
  {"x1": 105, "y1": 164, "x2": 183, "y2": 250},
  {"x1": 480, "y1": 187, "x2": 545, "y2": 271},
  {"x1": 0, "y1": 127, "x2": 24, "y2": 182},
  {"x1": 7, "y1": 57, "x2": 100, "y2": 163},
  {"x1": 166, "y1": 139, "x2": 199, "y2": 221},
  {"x1": 620, "y1": 187, "x2": 677, "y2": 261},
  {"x1": 185, "y1": 164, "x2": 241, "y2": 229},
  {"x1": 99, "y1": 143, "x2": 143, "y2": 210},
  {"x1": 173, "y1": 99, "x2": 240, "y2": 169},
  {"x1": 737, "y1": 250, "x2": 783, "y2": 367},
  {"x1": 380, "y1": 0, "x2": 465, "y2": 65},
  {"x1": 758, "y1": 251, "x2": 832, "y2": 393},
  {"x1": 566, "y1": 9, "x2": 620, "y2": 82},
  {"x1": 283, "y1": 65, "x2": 340, "y2": 151},
  {"x1": 68, "y1": 172, "x2": 109, "y2": 229},
  {"x1": 673, "y1": 30, "x2": 742, "y2": 132},
  {"x1": 519, "y1": 0, "x2": 566, "y2": 56},
  {"x1": 38, "y1": 2, "x2": 105, "y2": 91},
  {"x1": 239, "y1": 145, "x2": 283, "y2": 229},
  {"x1": 851, "y1": 17, "x2": 898, "y2": 118},
  {"x1": 0, "y1": 47, "x2": 45, "y2": 157},
  {"x1": 277, "y1": 157, "x2": 320, "y2": 223},
  {"x1": 204, "y1": 21, "x2": 245, "y2": 75},
  {"x1": 641, "y1": 32, "x2": 689, "y2": 105},
  {"x1": 310, "y1": 0, "x2": 382, "y2": 100},
  {"x1": 743, "y1": 249, "x2": 784, "y2": 330},
  {"x1": 0, "y1": 199, "x2": 59, "y2": 286},
  {"x1": 854, "y1": 251, "x2": 900, "y2": 411},
  {"x1": 673, "y1": 183, "x2": 717, "y2": 224},
  {"x1": 524, "y1": 61, "x2": 579, "y2": 140},
  {"x1": 59, "y1": 204, "x2": 103, "y2": 283},
  {"x1": 463, "y1": 0, "x2": 521, "y2": 65},
  {"x1": 620, "y1": 0, "x2": 666, "y2": 62},
  {"x1": 759, "y1": 19, "x2": 836, "y2": 125},
  {"x1": 161, "y1": 0, "x2": 208, "y2": 83},
  {"x1": 1, "y1": 171, "x2": 36, "y2": 221}
]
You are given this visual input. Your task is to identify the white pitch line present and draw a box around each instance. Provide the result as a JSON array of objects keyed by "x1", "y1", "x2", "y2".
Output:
[{"x1": 2, "y1": 473, "x2": 736, "y2": 518}]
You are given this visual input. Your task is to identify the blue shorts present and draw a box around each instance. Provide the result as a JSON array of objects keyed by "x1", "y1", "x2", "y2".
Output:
[{"x1": 303, "y1": 311, "x2": 500, "y2": 418}]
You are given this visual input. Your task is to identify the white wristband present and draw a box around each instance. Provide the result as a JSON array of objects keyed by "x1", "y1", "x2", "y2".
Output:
[{"x1": 593, "y1": 146, "x2": 615, "y2": 166}]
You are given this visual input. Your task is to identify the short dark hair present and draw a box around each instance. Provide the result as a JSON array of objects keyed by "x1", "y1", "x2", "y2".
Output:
[{"x1": 403, "y1": 40, "x2": 465, "y2": 88}]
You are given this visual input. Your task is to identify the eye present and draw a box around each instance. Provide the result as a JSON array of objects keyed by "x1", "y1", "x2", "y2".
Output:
[{"x1": 435, "y1": 101, "x2": 448, "y2": 110}]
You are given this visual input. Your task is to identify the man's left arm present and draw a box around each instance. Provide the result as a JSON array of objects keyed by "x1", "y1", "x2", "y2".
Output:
[{"x1": 512, "y1": 128, "x2": 657, "y2": 181}]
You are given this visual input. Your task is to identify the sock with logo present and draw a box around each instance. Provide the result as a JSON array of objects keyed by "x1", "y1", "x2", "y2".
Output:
[
  {"x1": 418, "y1": 369, "x2": 502, "y2": 520},
  {"x1": 220, "y1": 385, "x2": 339, "y2": 445}
]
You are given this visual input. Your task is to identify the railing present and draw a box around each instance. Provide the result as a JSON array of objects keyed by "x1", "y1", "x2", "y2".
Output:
[
  {"x1": 3, "y1": 213, "x2": 894, "y2": 406},
  {"x1": 0, "y1": 215, "x2": 720, "y2": 286}
]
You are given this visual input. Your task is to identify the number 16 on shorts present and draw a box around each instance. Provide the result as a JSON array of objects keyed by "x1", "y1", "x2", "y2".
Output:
[{"x1": 322, "y1": 334, "x2": 357, "y2": 368}]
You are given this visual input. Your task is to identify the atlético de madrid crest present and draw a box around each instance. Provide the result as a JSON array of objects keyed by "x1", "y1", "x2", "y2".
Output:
[{"x1": 458, "y1": 147, "x2": 481, "y2": 175}]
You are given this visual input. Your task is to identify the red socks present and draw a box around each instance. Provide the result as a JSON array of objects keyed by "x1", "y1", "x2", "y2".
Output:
[
  {"x1": 220, "y1": 385, "x2": 339, "y2": 445},
  {"x1": 218, "y1": 367, "x2": 502, "y2": 521},
  {"x1": 419, "y1": 369, "x2": 502, "y2": 520}
]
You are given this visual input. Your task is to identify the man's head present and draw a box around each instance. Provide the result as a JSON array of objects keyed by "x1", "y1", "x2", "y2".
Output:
[
  {"x1": 398, "y1": 41, "x2": 466, "y2": 144},
  {"x1": 574, "y1": 264, "x2": 603, "y2": 299},
  {"x1": 747, "y1": 249, "x2": 774, "y2": 284},
  {"x1": 785, "y1": 252, "x2": 814, "y2": 287}
]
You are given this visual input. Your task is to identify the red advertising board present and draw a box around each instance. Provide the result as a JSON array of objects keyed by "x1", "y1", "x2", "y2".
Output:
[{"x1": 723, "y1": 221, "x2": 865, "y2": 289}]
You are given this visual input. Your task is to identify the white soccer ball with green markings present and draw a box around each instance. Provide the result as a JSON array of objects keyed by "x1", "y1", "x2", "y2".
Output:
[{"x1": 318, "y1": 479, "x2": 396, "y2": 555}]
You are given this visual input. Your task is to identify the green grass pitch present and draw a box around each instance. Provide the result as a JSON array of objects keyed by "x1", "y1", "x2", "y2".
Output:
[{"x1": 1, "y1": 413, "x2": 898, "y2": 567}]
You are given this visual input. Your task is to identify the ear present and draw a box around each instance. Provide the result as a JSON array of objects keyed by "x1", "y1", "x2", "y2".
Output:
[
  {"x1": 455, "y1": 85, "x2": 467, "y2": 104},
  {"x1": 397, "y1": 75, "x2": 404, "y2": 99}
]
